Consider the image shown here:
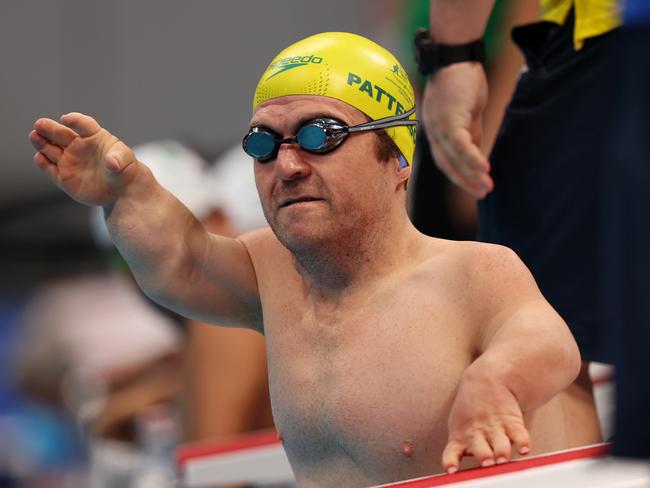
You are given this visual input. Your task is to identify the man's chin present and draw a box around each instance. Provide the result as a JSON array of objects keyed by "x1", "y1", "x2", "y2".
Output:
[{"x1": 271, "y1": 222, "x2": 327, "y2": 253}]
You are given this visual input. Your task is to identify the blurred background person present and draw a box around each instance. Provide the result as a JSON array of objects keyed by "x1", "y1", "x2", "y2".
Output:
[
  {"x1": 91, "y1": 140, "x2": 273, "y2": 483},
  {"x1": 600, "y1": 0, "x2": 650, "y2": 459},
  {"x1": 0, "y1": 293, "x2": 87, "y2": 488},
  {"x1": 14, "y1": 139, "x2": 272, "y2": 486},
  {"x1": 182, "y1": 143, "x2": 273, "y2": 445},
  {"x1": 16, "y1": 261, "x2": 184, "y2": 487},
  {"x1": 15, "y1": 139, "x2": 211, "y2": 486},
  {"x1": 400, "y1": 0, "x2": 539, "y2": 241}
]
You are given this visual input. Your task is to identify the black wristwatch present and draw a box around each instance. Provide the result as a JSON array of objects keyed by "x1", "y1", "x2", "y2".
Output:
[{"x1": 413, "y1": 28, "x2": 485, "y2": 76}]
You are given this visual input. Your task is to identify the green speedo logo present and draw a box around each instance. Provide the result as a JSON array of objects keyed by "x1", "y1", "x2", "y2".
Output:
[{"x1": 266, "y1": 54, "x2": 323, "y2": 80}]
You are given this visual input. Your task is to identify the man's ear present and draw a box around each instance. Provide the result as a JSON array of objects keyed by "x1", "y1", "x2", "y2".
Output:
[
  {"x1": 394, "y1": 154, "x2": 411, "y2": 191},
  {"x1": 398, "y1": 154, "x2": 408, "y2": 170},
  {"x1": 397, "y1": 154, "x2": 411, "y2": 182}
]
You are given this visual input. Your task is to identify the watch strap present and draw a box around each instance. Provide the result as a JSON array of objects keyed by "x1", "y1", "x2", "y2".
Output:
[{"x1": 414, "y1": 28, "x2": 485, "y2": 76}]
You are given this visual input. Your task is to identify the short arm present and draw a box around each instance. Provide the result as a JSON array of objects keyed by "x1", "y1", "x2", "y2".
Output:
[
  {"x1": 442, "y1": 244, "x2": 580, "y2": 472},
  {"x1": 29, "y1": 111, "x2": 262, "y2": 330},
  {"x1": 105, "y1": 163, "x2": 262, "y2": 328},
  {"x1": 470, "y1": 300, "x2": 581, "y2": 412}
]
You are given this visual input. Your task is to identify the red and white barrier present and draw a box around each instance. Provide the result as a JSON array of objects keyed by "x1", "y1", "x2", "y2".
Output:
[
  {"x1": 177, "y1": 436, "x2": 649, "y2": 488},
  {"x1": 176, "y1": 429, "x2": 293, "y2": 487},
  {"x1": 373, "y1": 443, "x2": 645, "y2": 487}
]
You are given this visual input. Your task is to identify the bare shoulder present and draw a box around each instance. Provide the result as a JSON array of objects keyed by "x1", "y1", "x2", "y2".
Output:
[
  {"x1": 424, "y1": 238, "x2": 525, "y2": 271},
  {"x1": 238, "y1": 226, "x2": 293, "y2": 273},
  {"x1": 456, "y1": 241, "x2": 529, "y2": 277},
  {"x1": 423, "y1": 239, "x2": 555, "y2": 349},
  {"x1": 238, "y1": 226, "x2": 284, "y2": 255},
  {"x1": 433, "y1": 239, "x2": 541, "y2": 304},
  {"x1": 237, "y1": 226, "x2": 276, "y2": 251}
]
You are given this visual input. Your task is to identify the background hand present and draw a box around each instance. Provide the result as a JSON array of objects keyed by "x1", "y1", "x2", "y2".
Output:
[
  {"x1": 29, "y1": 112, "x2": 138, "y2": 207},
  {"x1": 422, "y1": 63, "x2": 493, "y2": 199}
]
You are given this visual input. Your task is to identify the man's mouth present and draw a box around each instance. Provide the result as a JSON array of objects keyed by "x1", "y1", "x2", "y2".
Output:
[{"x1": 279, "y1": 197, "x2": 322, "y2": 208}]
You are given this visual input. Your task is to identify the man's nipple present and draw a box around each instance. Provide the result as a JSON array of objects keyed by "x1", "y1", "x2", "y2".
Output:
[{"x1": 401, "y1": 440, "x2": 414, "y2": 458}]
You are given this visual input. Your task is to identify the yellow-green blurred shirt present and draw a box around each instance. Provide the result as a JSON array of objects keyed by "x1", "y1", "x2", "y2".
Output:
[{"x1": 541, "y1": 0, "x2": 621, "y2": 49}]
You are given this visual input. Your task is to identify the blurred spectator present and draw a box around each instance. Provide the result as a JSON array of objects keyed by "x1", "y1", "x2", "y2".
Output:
[
  {"x1": 402, "y1": 0, "x2": 539, "y2": 240},
  {"x1": 600, "y1": 0, "x2": 650, "y2": 458},
  {"x1": 182, "y1": 144, "x2": 273, "y2": 444},
  {"x1": 17, "y1": 270, "x2": 183, "y2": 487},
  {"x1": 1, "y1": 294, "x2": 86, "y2": 487},
  {"x1": 14, "y1": 139, "x2": 272, "y2": 485}
]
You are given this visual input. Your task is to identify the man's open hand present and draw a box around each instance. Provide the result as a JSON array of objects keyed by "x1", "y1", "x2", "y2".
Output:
[
  {"x1": 29, "y1": 112, "x2": 137, "y2": 207},
  {"x1": 442, "y1": 369, "x2": 531, "y2": 474}
]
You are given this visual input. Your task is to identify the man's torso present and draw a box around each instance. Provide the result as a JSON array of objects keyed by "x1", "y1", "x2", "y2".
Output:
[{"x1": 245, "y1": 230, "x2": 568, "y2": 486}]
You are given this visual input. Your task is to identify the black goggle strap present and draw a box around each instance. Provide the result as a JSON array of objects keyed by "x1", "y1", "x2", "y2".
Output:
[
  {"x1": 251, "y1": 107, "x2": 417, "y2": 141},
  {"x1": 349, "y1": 107, "x2": 417, "y2": 168},
  {"x1": 347, "y1": 106, "x2": 418, "y2": 133}
]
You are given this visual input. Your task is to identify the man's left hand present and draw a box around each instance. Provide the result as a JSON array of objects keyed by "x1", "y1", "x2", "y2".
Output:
[{"x1": 442, "y1": 369, "x2": 531, "y2": 473}]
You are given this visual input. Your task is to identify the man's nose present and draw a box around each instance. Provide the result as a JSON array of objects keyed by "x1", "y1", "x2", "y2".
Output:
[{"x1": 274, "y1": 144, "x2": 311, "y2": 181}]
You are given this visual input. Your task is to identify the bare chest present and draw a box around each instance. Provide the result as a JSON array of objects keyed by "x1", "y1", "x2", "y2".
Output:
[{"x1": 262, "y1": 288, "x2": 475, "y2": 484}]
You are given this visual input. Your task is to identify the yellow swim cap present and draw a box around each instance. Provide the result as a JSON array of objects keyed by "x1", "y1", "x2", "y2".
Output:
[{"x1": 253, "y1": 32, "x2": 417, "y2": 166}]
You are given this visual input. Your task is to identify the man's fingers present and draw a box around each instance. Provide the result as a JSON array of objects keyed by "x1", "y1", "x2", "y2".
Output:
[
  {"x1": 432, "y1": 144, "x2": 487, "y2": 198},
  {"x1": 452, "y1": 134, "x2": 494, "y2": 193},
  {"x1": 426, "y1": 129, "x2": 482, "y2": 195},
  {"x1": 431, "y1": 146, "x2": 471, "y2": 189},
  {"x1": 507, "y1": 423, "x2": 531, "y2": 455},
  {"x1": 33, "y1": 151, "x2": 59, "y2": 181},
  {"x1": 29, "y1": 131, "x2": 64, "y2": 164},
  {"x1": 104, "y1": 140, "x2": 136, "y2": 174},
  {"x1": 487, "y1": 429, "x2": 512, "y2": 464},
  {"x1": 469, "y1": 432, "x2": 496, "y2": 467},
  {"x1": 442, "y1": 440, "x2": 464, "y2": 474},
  {"x1": 435, "y1": 129, "x2": 492, "y2": 195},
  {"x1": 448, "y1": 128, "x2": 491, "y2": 173},
  {"x1": 33, "y1": 118, "x2": 78, "y2": 147},
  {"x1": 423, "y1": 117, "x2": 488, "y2": 196},
  {"x1": 60, "y1": 112, "x2": 102, "y2": 137},
  {"x1": 28, "y1": 130, "x2": 48, "y2": 151}
]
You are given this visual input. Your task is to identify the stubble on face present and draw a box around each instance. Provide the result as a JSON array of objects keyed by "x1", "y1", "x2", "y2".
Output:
[
  {"x1": 262, "y1": 175, "x2": 334, "y2": 254},
  {"x1": 270, "y1": 171, "x2": 392, "y2": 287},
  {"x1": 250, "y1": 96, "x2": 399, "y2": 278}
]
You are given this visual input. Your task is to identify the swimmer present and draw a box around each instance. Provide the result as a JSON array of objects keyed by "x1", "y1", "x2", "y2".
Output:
[{"x1": 29, "y1": 32, "x2": 598, "y2": 487}]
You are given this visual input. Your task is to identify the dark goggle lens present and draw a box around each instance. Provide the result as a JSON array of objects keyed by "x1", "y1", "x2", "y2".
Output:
[
  {"x1": 243, "y1": 119, "x2": 347, "y2": 161},
  {"x1": 296, "y1": 124, "x2": 328, "y2": 150},
  {"x1": 243, "y1": 130, "x2": 277, "y2": 160}
]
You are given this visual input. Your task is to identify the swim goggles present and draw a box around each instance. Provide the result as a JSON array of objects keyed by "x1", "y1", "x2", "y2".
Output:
[{"x1": 242, "y1": 107, "x2": 417, "y2": 162}]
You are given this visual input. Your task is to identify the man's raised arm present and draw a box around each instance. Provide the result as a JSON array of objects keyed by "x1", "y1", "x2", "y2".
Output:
[{"x1": 29, "y1": 113, "x2": 262, "y2": 329}]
